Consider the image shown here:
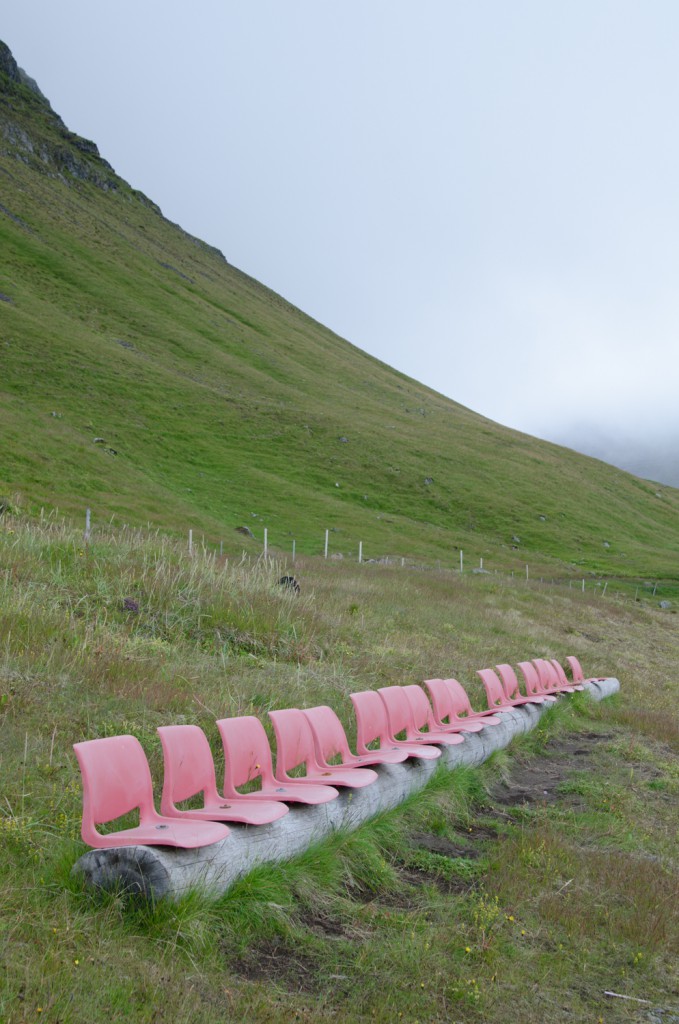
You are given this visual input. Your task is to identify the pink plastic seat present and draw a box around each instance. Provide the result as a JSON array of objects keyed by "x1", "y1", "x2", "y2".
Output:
[
  {"x1": 350, "y1": 690, "x2": 442, "y2": 760},
  {"x1": 158, "y1": 724, "x2": 288, "y2": 826},
  {"x1": 400, "y1": 685, "x2": 467, "y2": 744},
  {"x1": 478, "y1": 667, "x2": 543, "y2": 710},
  {"x1": 303, "y1": 705, "x2": 409, "y2": 768},
  {"x1": 551, "y1": 658, "x2": 585, "y2": 691},
  {"x1": 424, "y1": 678, "x2": 503, "y2": 727},
  {"x1": 73, "y1": 735, "x2": 229, "y2": 849},
  {"x1": 481, "y1": 663, "x2": 544, "y2": 712},
  {"x1": 532, "y1": 658, "x2": 577, "y2": 694},
  {"x1": 216, "y1": 715, "x2": 339, "y2": 805},
  {"x1": 566, "y1": 655, "x2": 607, "y2": 685},
  {"x1": 511, "y1": 662, "x2": 558, "y2": 703},
  {"x1": 408, "y1": 683, "x2": 484, "y2": 733},
  {"x1": 269, "y1": 709, "x2": 378, "y2": 788},
  {"x1": 378, "y1": 685, "x2": 464, "y2": 749}
]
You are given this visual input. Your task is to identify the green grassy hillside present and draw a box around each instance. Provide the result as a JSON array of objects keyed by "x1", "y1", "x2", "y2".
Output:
[{"x1": 1, "y1": 39, "x2": 678, "y2": 579}]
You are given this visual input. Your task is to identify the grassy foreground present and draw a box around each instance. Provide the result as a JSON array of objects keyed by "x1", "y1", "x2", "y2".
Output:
[{"x1": 1, "y1": 508, "x2": 678, "y2": 1023}]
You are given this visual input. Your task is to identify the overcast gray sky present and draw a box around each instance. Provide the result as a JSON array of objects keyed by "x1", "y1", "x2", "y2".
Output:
[{"x1": 4, "y1": 1, "x2": 679, "y2": 484}]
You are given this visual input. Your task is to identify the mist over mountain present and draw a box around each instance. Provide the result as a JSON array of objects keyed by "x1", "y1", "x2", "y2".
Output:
[{"x1": 545, "y1": 424, "x2": 679, "y2": 490}]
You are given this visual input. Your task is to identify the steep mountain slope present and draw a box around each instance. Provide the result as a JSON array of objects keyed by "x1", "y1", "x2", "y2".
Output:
[{"x1": 1, "y1": 40, "x2": 678, "y2": 576}]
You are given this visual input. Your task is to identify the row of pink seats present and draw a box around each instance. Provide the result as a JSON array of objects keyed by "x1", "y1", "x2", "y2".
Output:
[
  {"x1": 73, "y1": 657, "x2": 590, "y2": 851},
  {"x1": 476, "y1": 657, "x2": 586, "y2": 712}
]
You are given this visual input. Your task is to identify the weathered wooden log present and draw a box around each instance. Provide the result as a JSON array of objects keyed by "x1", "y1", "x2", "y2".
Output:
[{"x1": 73, "y1": 679, "x2": 619, "y2": 900}]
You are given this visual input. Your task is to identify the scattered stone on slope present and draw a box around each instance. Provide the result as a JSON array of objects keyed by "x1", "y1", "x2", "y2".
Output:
[
  {"x1": 0, "y1": 292, "x2": 12, "y2": 302},
  {"x1": 235, "y1": 525, "x2": 254, "y2": 538}
]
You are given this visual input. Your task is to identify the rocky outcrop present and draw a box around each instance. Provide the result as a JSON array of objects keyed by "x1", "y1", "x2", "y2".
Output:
[{"x1": 0, "y1": 39, "x2": 118, "y2": 191}]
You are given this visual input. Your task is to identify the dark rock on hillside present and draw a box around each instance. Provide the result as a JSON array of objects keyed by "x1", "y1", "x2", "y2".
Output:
[
  {"x1": 0, "y1": 41, "x2": 24, "y2": 86},
  {"x1": 0, "y1": 292, "x2": 12, "y2": 302},
  {"x1": 278, "y1": 576, "x2": 300, "y2": 594},
  {"x1": 235, "y1": 525, "x2": 254, "y2": 538}
]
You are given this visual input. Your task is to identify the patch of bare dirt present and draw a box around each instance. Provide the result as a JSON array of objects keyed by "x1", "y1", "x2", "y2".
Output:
[
  {"x1": 232, "y1": 938, "x2": 322, "y2": 993},
  {"x1": 490, "y1": 731, "x2": 615, "y2": 807},
  {"x1": 410, "y1": 831, "x2": 483, "y2": 859}
]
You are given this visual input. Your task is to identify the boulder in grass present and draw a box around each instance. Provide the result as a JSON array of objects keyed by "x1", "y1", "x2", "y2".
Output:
[
  {"x1": 235, "y1": 525, "x2": 254, "y2": 538},
  {"x1": 278, "y1": 575, "x2": 300, "y2": 594}
]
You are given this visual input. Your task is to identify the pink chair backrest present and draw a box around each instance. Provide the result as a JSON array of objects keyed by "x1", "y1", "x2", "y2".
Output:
[
  {"x1": 551, "y1": 659, "x2": 570, "y2": 687},
  {"x1": 269, "y1": 708, "x2": 320, "y2": 776},
  {"x1": 403, "y1": 684, "x2": 436, "y2": 732},
  {"x1": 496, "y1": 663, "x2": 522, "y2": 701},
  {"x1": 518, "y1": 661, "x2": 542, "y2": 696},
  {"x1": 477, "y1": 668, "x2": 508, "y2": 708},
  {"x1": 158, "y1": 724, "x2": 219, "y2": 807},
  {"x1": 378, "y1": 686, "x2": 415, "y2": 738},
  {"x1": 425, "y1": 677, "x2": 475, "y2": 722},
  {"x1": 73, "y1": 734, "x2": 155, "y2": 826},
  {"x1": 303, "y1": 706, "x2": 353, "y2": 764},
  {"x1": 534, "y1": 659, "x2": 558, "y2": 691},
  {"x1": 350, "y1": 690, "x2": 390, "y2": 750},
  {"x1": 216, "y1": 716, "x2": 276, "y2": 793},
  {"x1": 566, "y1": 656, "x2": 585, "y2": 682}
]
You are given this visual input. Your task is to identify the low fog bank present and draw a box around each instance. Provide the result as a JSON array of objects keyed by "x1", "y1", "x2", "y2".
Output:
[{"x1": 542, "y1": 424, "x2": 679, "y2": 490}]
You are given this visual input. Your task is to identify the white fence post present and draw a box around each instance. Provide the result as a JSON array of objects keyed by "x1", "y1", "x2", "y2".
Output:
[
  {"x1": 264, "y1": 528, "x2": 268, "y2": 559},
  {"x1": 525, "y1": 564, "x2": 529, "y2": 582},
  {"x1": 324, "y1": 529, "x2": 329, "y2": 559},
  {"x1": 84, "y1": 508, "x2": 91, "y2": 543},
  {"x1": 358, "y1": 541, "x2": 363, "y2": 564},
  {"x1": 582, "y1": 579, "x2": 585, "y2": 593},
  {"x1": 292, "y1": 540, "x2": 296, "y2": 563},
  {"x1": 460, "y1": 550, "x2": 464, "y2": 573},
  {"x1": 602, "y1": 581, "x2": 608, "y2": 597},
  {"x1": 480, "y1": 557, "x2": 483, "y2": 570},
  {"x1": 189, "y1": 529, "x2": 193, "y2": 555}
]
